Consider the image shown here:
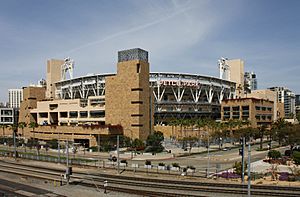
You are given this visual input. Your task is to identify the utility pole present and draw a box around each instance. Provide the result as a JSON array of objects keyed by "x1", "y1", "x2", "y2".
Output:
[
  {"x1": 58, "y1": 131, "x2": 61, "y2": 163},
  {"x1": 117, "y1": 135, "x2": 120, "y2": 174},
  {"x1": 13, "y1": 130, "x2": 17, "y2": 160},
  {"x1": 207, "y1": 133, "x2": 210, "y2": 178},
  {"x1": 242, "y1": 137, "x2": 245, "y2": 183},
  {"x1": 248, "y1": 143, "x2": 251, "y2": 197},
  {"x1": 98, "y1": 134, "x2": 101, "y2": 168},
  {"x1": 66, "y1": 140, "x2": 70, "y2": 185}
]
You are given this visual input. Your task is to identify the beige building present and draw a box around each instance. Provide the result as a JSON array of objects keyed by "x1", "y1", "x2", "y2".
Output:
[
  {"x1": 221, "y1": 98, "x2": 274, "y2": 128},
  {"x1": 18, "y1": 48, "x2": 152, "y2": 146},
  {"x1": 245, "y1": 89, "x2": 285, "y2": 120}
]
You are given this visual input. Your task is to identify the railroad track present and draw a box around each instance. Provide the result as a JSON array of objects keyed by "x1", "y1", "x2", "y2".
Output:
[{"x1": 0, "y1": 160, "x2": 299, "y2": 197}]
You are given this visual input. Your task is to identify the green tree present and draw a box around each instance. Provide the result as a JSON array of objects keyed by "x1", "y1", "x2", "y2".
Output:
[
  {"x1": 272, "y1": 118, "x2": 291, "y2": 146},
  {"x1": 255, "y1": 125, "x2": 267, "y2": 150},
  {"x1": 145, "y1": 131, "x2": 164, "y2": 153},
  {"x1": 18, "y1": 122, "x2": 27, "y2": 137},
  {"x1": 225, "y1": 119, "x2": 242, "y2": 145},
  {"x1": 169, "y1": 119, "x2": 178, "y2": 139},
  {"x1": 268, "y1": 150, "x2": 282, "y2": 160},
  {"x1": 179, "y1": 136, "x2": 198, "y2": 154},
  {"x1": 131, "y1": 138, "x2": 144, "y2": 154},
  {"x1": 119, "y1": 136, "x2": 131, "y2": 147},
  {"x1": 26, "y1": 138, "x2": 39, "y2": 149},
  {"x1": 292, "y1": 151, "x2": 300, "y2": 165},
  {"x1": 29, "y1": 122, "x2": 38, "y2": 139},
  {"x1": 47, "y1": 139, "x2": 58, "y2": 149}
]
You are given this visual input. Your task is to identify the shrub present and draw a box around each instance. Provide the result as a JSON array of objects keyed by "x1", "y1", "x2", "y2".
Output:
[
  {"x1": 187, "y1": 165, "x2": 195, "y2": 170},
  {"x1": 172, "y1": 163, "x2": 180, "y2": 168},
  {"x1": 268, "y1": 150, "x2": 282, "y2": 160},
  {"x1": 145, "y1": 160, "x2": 151, "y2": 165},
  {"x1": 219, "y1": 172, "x2": 240, "y2": 179},
  {"x1": 158, "y1": 162, "x2": 165, "y2": 166},
  {"x1": 120, "y1": 159, "x2": 127, "y2": 164},
  {"x1": 233, "y1": 161, "x2": 247, "y2": 176},
  {"x1": 89, "y1": 146, "x2": 98, "y2": 152},
  {"x1": 288, "y1": 175, "x2": 296, "y2": 182},
  {"x1": 145, "y1": 131, "x2": 164, "y2": 153},
  {"x1": 47, "y1": 139, "x2": 58, "y2": 149},
  {"x1": 279, "y1": 172, "x2": 289, "y2": 181}
]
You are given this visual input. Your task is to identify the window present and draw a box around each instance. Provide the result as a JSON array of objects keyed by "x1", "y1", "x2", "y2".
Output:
[
  {"x1": 136, "y1": 63, "x2": 141, "y2": 73},
  {"x1": 39, "y1": 113, "x2": 48, "y2": 118},
  {"x1": 262, "y1": 107, "x2": 266, "y2": 111},
  {"x1": 69, "y1": 111, "x2": 78, "y2": 118},
  {"x1": 223, "y1": 107, "x2": 230, "y2": 111},
  {"x1": 242, "y1": 106, "x2": 249, "y2": 111},
  {"x1": 131, "y1": 124, "x2": 143, "y2": 127},
  {"x1": 80, "y1": 111, "x2": 88, "y2": 118},
  {"x1": 131, "y1": 88, "x2": 143, "y2": 91},
  {"x1": 131, "y1": 114, "x2": 143, "y2": 117},
  {"x1": 255, "y1": 106, "x2": 261, "y2": 111},
  {"x1": 60, "y1": 112, "x2": 68, "y2": 118},
  {"x1": 232, "y1": 106, "x2": 240, "y2": 111},
  {"x1": 131, "y1": 101, "x2": 143, "y2": 104},
  {"x1": 90, "y1": 110, "x2": 105, "y2": 118}
]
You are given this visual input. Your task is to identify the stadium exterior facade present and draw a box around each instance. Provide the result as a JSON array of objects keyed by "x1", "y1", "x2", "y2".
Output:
[
  {"x1": 55, "y1": 72, "x2": 236, "y2": 124},
  {"x1": 16, "y1": 48, "x2": 236, "y2": 146}
]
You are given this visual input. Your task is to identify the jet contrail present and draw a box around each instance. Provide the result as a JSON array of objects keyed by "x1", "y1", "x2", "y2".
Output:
[{"x1": 64, "y1": 5, "x2": 193, "y2": 55}]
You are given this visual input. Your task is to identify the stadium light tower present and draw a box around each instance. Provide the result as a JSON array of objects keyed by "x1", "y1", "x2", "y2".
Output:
[
  {"x1": 218, "y1": 57, "x2": 230, "y2": 80},
  {"x1": 61, "y1": 57, "x2": 74, "y2": 80}
]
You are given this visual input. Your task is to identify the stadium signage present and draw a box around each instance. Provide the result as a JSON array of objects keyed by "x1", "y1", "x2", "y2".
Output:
[{"x1": 158, "y1": 80, "x2": 199, "y2": 87}]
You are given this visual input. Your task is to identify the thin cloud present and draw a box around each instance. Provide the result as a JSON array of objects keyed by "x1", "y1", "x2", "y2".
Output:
[{"x1": 63, "y1": 5, "x2": 193, "y2": 56}]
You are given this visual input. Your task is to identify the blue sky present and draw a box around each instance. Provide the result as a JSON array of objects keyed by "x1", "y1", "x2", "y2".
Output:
[{"x1": 0, "y1": 0, "x2": 299, "y2": 102}]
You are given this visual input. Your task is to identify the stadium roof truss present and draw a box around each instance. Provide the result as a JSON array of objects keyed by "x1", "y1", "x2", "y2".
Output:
[{"x1": 55, "y1": 72, "x2": 236, "y2": 122}]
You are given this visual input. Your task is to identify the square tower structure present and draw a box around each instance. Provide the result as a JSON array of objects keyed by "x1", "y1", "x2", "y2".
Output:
[
  {"x1": 105, "y1": 48, "x2": 152, "y2": 141},
  {"x1": 46, "y1": 59, "x2": 64, "y2": 99}
]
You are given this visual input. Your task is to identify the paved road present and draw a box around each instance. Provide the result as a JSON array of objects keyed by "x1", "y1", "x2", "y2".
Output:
[{"x1": 126, "y1": 142, "x2": 288, "y2": 173}]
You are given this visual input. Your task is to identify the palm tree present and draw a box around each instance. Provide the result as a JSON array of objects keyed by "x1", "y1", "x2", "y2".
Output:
[
  {"x1": 176, "y1": 119, "x2": 185, "y2": 138},
  {"x1": 29, "y1": 122, "x2": 38, "y2": 139},
  {"x1": 258, "y1": 125, "x2": 267, "y2": 150},
  {"x1": 18, "y1": 122, "x2": 27, "y2": 137},
  {"x1": 9, "y1": 124, "x2": 18, "y2": 134},
  {"x1": 169, "y1": 119, "x2": 177, "y2": 140},
  {"x1": 0, "y1": 124, "x2": 8, "y2": 136},
  {"x1": 272, "y1": 118, "x2": 290, "y2": 146}
]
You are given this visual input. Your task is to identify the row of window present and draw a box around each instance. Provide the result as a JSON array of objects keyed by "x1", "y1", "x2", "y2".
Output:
[
  {"x1": 39, "y1": 111, "x2": 105, "y2": 118},
  {"x1": 255, "y1": 106, "x2": 272, "y2": 111},
  {"x1": 255, "y1": 115, "x2": 272, "y2": 121},
  {"x1": 223, "y1": 106, "x2": 250, "y2": 112}
]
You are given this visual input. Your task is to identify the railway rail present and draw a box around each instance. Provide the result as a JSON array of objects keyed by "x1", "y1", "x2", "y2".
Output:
[{"x1": 0, "y1": 160, "x2": 299, "y2": 197}]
